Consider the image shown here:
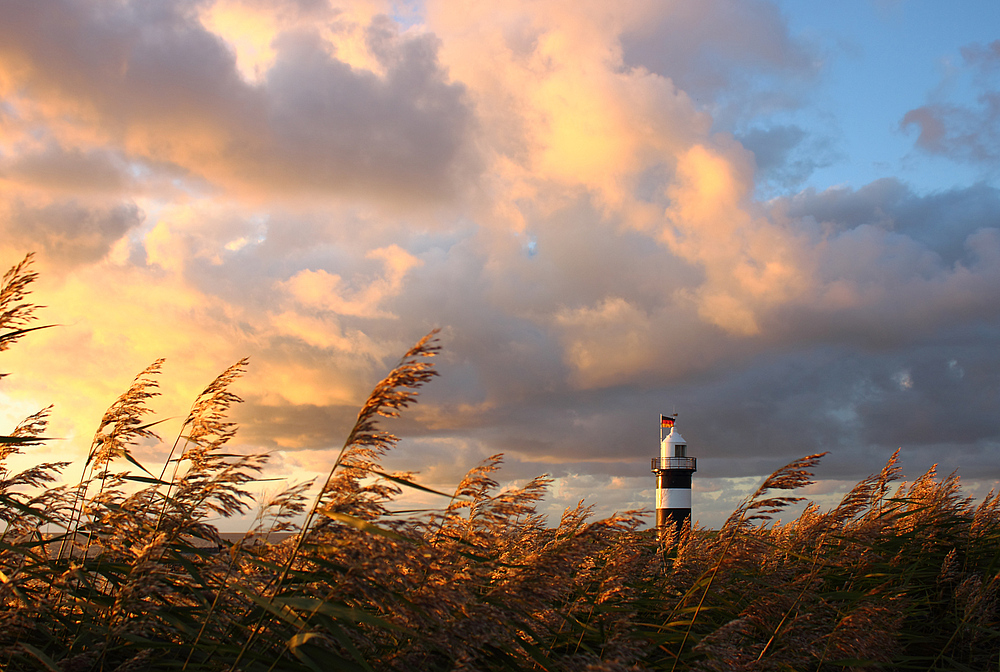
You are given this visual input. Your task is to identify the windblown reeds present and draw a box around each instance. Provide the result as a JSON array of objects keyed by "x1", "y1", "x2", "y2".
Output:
[{"x1": 1, "y1": 253, "x2": 999, "y2": 671}]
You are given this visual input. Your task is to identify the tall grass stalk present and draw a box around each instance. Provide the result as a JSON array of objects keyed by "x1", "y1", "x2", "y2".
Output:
[{"x1": 228, "y1": 331, "x2": 438, "y2": 671}]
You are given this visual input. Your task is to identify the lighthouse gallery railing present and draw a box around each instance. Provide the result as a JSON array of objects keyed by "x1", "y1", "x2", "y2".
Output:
[{"x1": 651, "y1": 457, "x2": 697, "y2": 471}]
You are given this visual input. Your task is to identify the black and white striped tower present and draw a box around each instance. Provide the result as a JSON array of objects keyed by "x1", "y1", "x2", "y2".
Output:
[{"x1": 652, "y1": 415, "x2": 697, "y2": 531}]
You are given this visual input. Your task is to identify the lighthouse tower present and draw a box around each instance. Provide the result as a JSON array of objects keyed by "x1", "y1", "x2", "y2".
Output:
[{"x1": 652, "y1": 416, "x2": 697, "y2": 531}]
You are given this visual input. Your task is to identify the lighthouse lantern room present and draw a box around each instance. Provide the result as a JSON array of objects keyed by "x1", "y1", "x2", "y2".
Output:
[{"x1": 652, "y1": 415, "x2": 697, "y2": 531}]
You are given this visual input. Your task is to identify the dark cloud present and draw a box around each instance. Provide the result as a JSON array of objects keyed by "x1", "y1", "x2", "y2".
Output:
[
  {"x1": 857, "y1": 344, "x2": 1000, "y2": 450},
  {"x1": 1, "y1": 198, "x2": 143, "y2": 266},
  {"x1": 782, "y1": 179, "x2": 1000, "y2": 264},
  {"x1": 1, "y1": 144, "x2": 129, "y2": 193},
  {"x1": 960, "y1": 40, "x2": 1000, "y2": 75},
  {"x1": 770, "y1": 236, "x2": 1000, "y2": 352},
  {"x1": 0, "y1": 0, "x2": 242, "y2": 126},
  {"x1": 234, "y1": 0, "x2": 331, "y2": 17},
  {"x1": 408, "y1": 326, "x2": 1000, "y2": 488},
  {"x1": 620, "y1": 0, "x2": 818, "y2": 123},
  {"x1": 902, "y1": 40, "x2": 1000, "y2": 167},
  {"x1": 901, "y1": 99, "x2": 1000, "y2": 165},
  {"x1": 233, "y1": 400, "x2": 359, "y2": 451},
  {"x1": 255, "y1": 22, "x2": 475, "y2": 198},
  {"x1": 738, "y1": 124, "x2": 838, "y2": 190},
  {"x1": 0, "y1": 0, "x2": 477, "y2": 200}
]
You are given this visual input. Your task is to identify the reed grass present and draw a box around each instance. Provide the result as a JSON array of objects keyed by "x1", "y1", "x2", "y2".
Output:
[{"x1": 2, "y1": 253, "x2": 999, "y2": 671}]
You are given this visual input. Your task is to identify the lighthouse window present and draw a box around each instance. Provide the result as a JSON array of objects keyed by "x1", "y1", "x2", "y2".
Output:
[{"x1": 674, "y1": 444, "x2": 686, "y2": 457}]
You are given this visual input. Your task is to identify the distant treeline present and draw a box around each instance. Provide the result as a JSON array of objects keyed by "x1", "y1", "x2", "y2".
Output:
[{"x1": 2, "y1": 253, "x2": 999, "y2": 671}]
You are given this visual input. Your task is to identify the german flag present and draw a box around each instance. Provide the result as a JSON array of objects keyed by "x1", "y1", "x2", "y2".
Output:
[{"x1": 660, "y1": 414, "x2": 675, "y2": 429}]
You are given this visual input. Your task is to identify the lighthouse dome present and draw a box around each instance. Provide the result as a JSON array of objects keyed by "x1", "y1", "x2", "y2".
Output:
[{"x1": 661, "y1": 428, "x2": 688, "y2": 458}]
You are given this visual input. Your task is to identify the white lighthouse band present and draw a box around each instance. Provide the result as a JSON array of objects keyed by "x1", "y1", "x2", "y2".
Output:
[
  {"x1": 651, "y1": 421, "x2": 697, "y2": 531},
  {"x1": 655, "y1": 488, "x2": 691, "y2": 509}
]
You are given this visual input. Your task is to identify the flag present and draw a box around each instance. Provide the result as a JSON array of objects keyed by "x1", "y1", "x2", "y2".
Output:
[{"x1": 660, "y1": 415, "x2": 675, "y2": 429}]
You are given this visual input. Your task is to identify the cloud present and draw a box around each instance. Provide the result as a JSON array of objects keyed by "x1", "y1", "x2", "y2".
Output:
[
  {"x1": 961, "y1": 40, "x2": 1000, "y2": 75},
  {"x1": 426, "y1": 0, "x2": 717, "y2": 208},
  {"x1": 253, "y1": 21, "x2": 476, "y2": 199},
  {"x1": 660, "y1": 142, "x2": 812, "y2": 335},
  {"x1": 281, "y1": 244, "x2": 422, "y2": 318},
  {"x1": 0, "y1": 143, "x2": 131, "y2": 193},
  {"x1": 902, "y1": 40, "x2": 1000, "y2": 167},
  {"x1": 0, "y1": 196, "x2": 143, "y2": 267},
  {"x1": 737, "y1": 124, "x2": 837, "y2": 190},
  {"x1": 771, "y1": 182, "x2": 1000, "y2": 350},
  {"x1": 781, "y1": 179, "x2": 1000, "y2": 264},
  {"x1": 0, "y1": 0, "x2": 477, "y2": 200},
  {"x1": 619, "y1": 0, "x2": 819, "y2": 123},
  {"x1": 902, "y1": 100, "x2": 1000, "y2": 165}
]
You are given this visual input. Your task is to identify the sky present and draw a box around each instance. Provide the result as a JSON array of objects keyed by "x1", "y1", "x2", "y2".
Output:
[{"x1": 1, "y1": 0, "x2": 999, "y2": 528}]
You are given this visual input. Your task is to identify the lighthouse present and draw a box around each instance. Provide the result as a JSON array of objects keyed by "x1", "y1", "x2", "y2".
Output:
[{"x1": 652, "y1": 415, "x2": 697, "y2": 531}]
